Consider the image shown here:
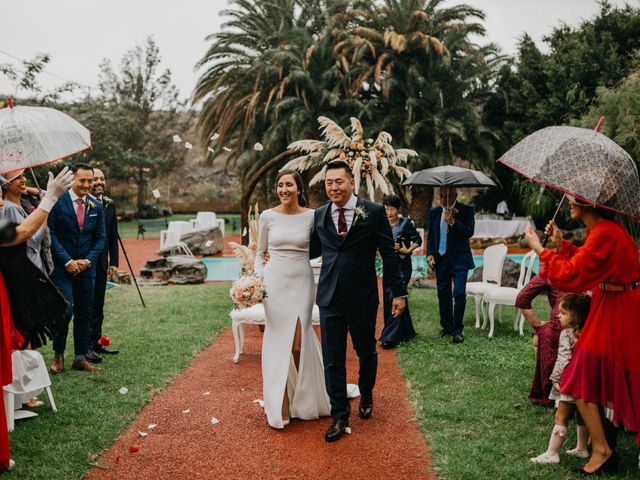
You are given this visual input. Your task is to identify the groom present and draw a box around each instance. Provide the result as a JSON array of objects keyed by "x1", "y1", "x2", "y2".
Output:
[{"x1": 311, "y1": 160, "x2": 407, "y2": 442}]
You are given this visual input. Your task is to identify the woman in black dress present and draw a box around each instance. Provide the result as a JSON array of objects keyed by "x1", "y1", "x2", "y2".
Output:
[{"x1": 380, "y1": 195, "x2": 422, "y2": 348}]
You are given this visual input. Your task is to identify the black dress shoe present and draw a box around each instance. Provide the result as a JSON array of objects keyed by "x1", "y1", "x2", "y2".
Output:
[
  {"x1": 93, "y1": 344, "x2": 119, "y2": 355},
  {"x1": 325, "y1": 418, "x2": 349, "y2": 442},
  {"x1": 85, "y1": 350, "x2": 104, "y2": 364},
  {"x1": 452, "y1": 333, "x2": 464, "y2": 344},
  {"x1": 438, "y1": 329, "x2": 450, "y2": 338},
  {"x1": 358, "y1": 394, "x2": 373, "y2": 419}
]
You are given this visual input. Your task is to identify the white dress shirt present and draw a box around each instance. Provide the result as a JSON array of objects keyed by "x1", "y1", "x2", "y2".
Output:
[{"x1": 330, "y1": 194, "x2": 358, "y2": 234}]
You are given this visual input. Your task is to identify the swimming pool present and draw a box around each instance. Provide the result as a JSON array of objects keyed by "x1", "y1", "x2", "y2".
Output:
[{"x1": 202, "y1": 254, "x2": 539, "y2": 281}]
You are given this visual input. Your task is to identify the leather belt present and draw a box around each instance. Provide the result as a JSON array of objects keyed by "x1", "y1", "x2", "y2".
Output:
[{"x1": 598, "y1": 281, "x2": 639, "y2": 292}]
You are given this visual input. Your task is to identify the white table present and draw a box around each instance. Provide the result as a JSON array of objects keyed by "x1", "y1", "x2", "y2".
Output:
[{"x1": 472, "y1": 216, "x2": 533, "y2": 238}]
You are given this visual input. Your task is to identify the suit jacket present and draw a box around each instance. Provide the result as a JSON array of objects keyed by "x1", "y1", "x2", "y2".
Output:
[
  {"x1": 426, "y1": 202, "x2": 475, "y2": 271},
  {"x1": 97, "y1": 197, "x2": 119, "y2": 271},
  {"x1": 310, "y1": 197, "x2": 407, "y2": 308},
  {"x1": 48, "y1": 191, "x2": 106, "y2": 276}
]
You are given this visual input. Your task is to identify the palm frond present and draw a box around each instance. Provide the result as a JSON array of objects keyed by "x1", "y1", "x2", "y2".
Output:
[
  {"x1": 350, "y1": 117, "x2": 363, "y2": 142},
  {"x1": 317, "y1": 116, "x2": 350, "y2": 148},
  {"x1": 288, "y1": 139, "x2": 327, "y2": 153}
]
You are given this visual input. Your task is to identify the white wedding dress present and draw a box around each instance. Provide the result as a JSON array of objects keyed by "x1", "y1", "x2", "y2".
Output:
[{"x1": 254, "y1": 209, "x2": 330, "y2": 428}]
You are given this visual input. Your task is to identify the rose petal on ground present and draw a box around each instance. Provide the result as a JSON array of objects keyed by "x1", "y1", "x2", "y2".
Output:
[
  {"x1": 344, "y1": 427, "x2": 352, "y2": 435},
  {"x1": 138, "y1": 431, "x2": 148, "y2": 437},
  {"x1": 182, "y1": 409, "x2": 190, "y2": 414},
  {"x1": 147, "y1": 423, "x2": 157, "y2": 430},
  {"x1": 172, "y1": 135, "x2": 182, "y2": 143},
  {"x1": 119, "y1": 387, "x2": 129, "y2": 395},
  {"x1": 203, "y1": 391, "x2": 211, "y2": 396},
  {"x1": 128, "y1": 446, "x2": 139, "y2": 453},
  {"x1": 252, "y1": 399, "x2": 264, "y2": 408},
  {"x1": 211, "y1": 417, "x2": 219, "y2": 425}
]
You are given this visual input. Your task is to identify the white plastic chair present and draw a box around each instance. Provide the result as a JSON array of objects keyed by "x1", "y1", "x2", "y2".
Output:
[
  {"x1": 191, "y1": 212, "x2": 226, "y2": 236},
  {"x1": 481, "y1": 250, "x2": 537, "y2": 338},
  {"x1": 3, "y1": 351, "x2": 57, "y2": 432},
  {"x1": 465, "y1": 243, "x2": 508, "y2": 328},
  {"x1": 160, "y1": 221, "x2": 194, "y2": 249}
]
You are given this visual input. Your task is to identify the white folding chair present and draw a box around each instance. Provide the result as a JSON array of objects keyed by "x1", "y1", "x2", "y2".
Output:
[
  {"x1": 481, "y1": 250, "x2": 537, "y2": 338},
  {"x1": 465, "y1": 243, "x2": 508, "y2": 328}
]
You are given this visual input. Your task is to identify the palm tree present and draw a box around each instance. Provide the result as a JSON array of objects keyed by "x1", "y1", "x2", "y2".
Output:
[{"x1": 334, "y1": 0, "x2": 504, "y2": 224}]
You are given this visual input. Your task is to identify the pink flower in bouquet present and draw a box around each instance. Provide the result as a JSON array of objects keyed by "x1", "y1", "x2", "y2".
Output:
[{"x1": 230, "y1": 275, "x2": 267, "y2": 309}]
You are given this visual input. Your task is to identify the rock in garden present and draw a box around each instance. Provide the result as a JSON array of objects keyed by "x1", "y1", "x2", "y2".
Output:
[
  {"x1": 140, "y1": 256, "x2": 207, "y2": 284},
  {"x1": 157, "y1": 226, "x2": 223, "y2": 256}
]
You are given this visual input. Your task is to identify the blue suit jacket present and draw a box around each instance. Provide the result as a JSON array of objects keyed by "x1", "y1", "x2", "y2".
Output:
[
  {"x1": 48, "y1": 191, "x2": 106, "y2": 277},
  {"x1": 426, "y1": 202, "x2": 475, "y2": 271},
  {"x1": 310, "y1": 198, "x2": 407, "y2": 308}
]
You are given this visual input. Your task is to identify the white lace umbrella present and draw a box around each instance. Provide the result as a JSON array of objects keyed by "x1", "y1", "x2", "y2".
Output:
[{"x1": 0, "y1": 99, "x2": 91, "y2": 176}]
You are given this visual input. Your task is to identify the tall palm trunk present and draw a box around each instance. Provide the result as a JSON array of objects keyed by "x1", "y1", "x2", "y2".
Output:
[{"x1": 408, "y1": 187, "x2": 433, "y2": 229}]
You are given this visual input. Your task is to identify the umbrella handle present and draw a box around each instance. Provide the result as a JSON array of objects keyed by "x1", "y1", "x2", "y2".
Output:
[{"x1": 541, "y1": 195, "x2": 565, "y2": 248}]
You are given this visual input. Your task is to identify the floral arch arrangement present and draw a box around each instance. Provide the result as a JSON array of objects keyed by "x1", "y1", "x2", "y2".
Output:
[{"x1": 281, "y1": 117, "x2": 416, "y2": 199}]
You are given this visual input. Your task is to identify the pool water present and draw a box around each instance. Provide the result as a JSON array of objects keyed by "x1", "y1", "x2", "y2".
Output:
[{"x1": 202, "y1": 254, "x2": 539, "y2": 281}]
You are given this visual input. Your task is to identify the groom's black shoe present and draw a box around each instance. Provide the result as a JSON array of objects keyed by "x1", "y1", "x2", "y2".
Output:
[
  {"x1": 358, "y1": 394, "x2": 373, "y2": 419},
  {"x1": 325, "y1": 418, "x2": 349, "y2": 442}
]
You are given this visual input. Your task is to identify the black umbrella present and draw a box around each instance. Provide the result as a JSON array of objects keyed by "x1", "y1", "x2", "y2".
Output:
[{"x1": 403, "y1": 165, "x2": 497, "y2": 187}]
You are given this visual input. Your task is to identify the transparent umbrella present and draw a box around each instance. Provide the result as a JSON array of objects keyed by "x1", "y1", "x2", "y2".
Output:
[{"x1": 0, "y1": 98, "x2": 91, "y2": 176}]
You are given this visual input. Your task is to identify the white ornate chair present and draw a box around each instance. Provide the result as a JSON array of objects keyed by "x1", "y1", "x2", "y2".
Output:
[
  {"x1": 465, "y1": 243, "x2": 508, "y2": 328},
  {"x1": 481, "y1": 250, "x2": 537, "y2": 338},
  {"x1": 230, "y1": 304, "x2": 320, "y2": 363}
]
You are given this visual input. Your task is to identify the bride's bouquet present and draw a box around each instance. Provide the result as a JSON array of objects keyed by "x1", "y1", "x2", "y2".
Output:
[{"x1": 229, "y1": 275, "x2": 267, "y2": 309}]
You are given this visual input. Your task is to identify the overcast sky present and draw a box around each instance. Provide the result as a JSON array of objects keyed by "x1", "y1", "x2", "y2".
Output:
[{"x1": 0, "y1": 0, "x2": 636, "y2": 103}]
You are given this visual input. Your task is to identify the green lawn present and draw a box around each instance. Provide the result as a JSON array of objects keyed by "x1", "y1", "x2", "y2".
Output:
[
  {"x1": 398, "y1": 288, "x2": 639, "y2": 479},
  {"x1": 7, "y1": 285, "x2": 638, "y2": 479},
  {"x1": 6, "y1": 284, "x2": 233, "y2": 480},
  {"x1": 117, "y1": 213, "x2": 241, "y2": 239}
]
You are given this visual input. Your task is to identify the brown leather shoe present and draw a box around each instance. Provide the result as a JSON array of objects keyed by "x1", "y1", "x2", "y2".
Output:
[
  {"x1": 50, "y1": 355, "x2": 64, "y2": 374},
  {"x1": 71, "y1": 359, "x2": 102, "y2": 372}
]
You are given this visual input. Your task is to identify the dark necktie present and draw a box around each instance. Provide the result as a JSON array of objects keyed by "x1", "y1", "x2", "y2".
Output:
[
  {"x1": 337, "y1": 208, "x2": 348, "y2": 237},
  {"x1": 76, "y1": 198, "x2": 85, "y2": 231}
]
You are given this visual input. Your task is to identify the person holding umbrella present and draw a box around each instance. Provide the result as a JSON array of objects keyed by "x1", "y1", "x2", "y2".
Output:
[
  {"x1": 524, "y1": 198, "x2": 639, "y2": 474},
  {"x1": 499, "y1": 124, "x2": 640, "y2": 474},
  {"x1": 426, "y1": 186, "x2": 475, "y2": 343}
]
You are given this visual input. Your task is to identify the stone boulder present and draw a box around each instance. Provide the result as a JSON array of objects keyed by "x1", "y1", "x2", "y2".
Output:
[
  {"x1": 140, "y1": 256, "x2": 207, "y2": 284},
  {"x1": 467, "y1": 257, "x2": 521, "y2": 288},
  {"x1": 157, "y1": 227, "x2": 223, "y2": 256}
]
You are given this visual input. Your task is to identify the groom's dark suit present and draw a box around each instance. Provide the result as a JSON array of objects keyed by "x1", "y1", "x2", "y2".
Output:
[{"x1": 311, "y1": 197, "x2": 406, "y2": 421}]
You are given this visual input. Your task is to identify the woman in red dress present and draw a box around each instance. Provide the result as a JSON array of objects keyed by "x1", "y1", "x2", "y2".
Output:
[{"x1": 525, "y1": 196, "x2": 640, "y2": 475}]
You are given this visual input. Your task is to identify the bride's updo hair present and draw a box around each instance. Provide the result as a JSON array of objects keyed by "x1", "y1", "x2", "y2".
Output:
[{"x1": 275, "y1": 170, "x2": 308, "y2": 207}]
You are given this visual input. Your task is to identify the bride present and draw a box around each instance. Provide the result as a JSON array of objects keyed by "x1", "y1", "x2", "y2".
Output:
[{"x1": 254, "y1": 170, "x2": 330, "y2": 428}]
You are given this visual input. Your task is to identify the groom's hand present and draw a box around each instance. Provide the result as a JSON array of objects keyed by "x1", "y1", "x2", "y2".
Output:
[{"x1": 391, "y1": 297, "x2": 406, "y2": 317}]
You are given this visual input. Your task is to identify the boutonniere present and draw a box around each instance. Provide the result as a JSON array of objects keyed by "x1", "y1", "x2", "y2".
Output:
[
  {"x1": 102, "y1": 195, "x2": 113, "y2": 206},
  {"x1": 354, "y1": 205, "x2": 368, "y2": 224},
  {"x1": 85, "y1": 199, "x2": 96, "y2": 210}
]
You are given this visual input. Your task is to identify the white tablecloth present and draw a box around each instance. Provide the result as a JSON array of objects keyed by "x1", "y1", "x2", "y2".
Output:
[{"x1": 473, "y1": 217, "x2": 533, "y2": 238}]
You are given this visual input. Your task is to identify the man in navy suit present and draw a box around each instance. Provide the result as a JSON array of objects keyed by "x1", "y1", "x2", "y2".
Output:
[
  {"x1": 48, "y1": 163, "x2": 106, "y2": 373},
  {"x1": 310, "y1": 161, "x2": 407, "y2": 442},
  {"x1": 89, "y1": 168, "x2": 120, "y2": 359},
  {"x1": 427, "y1": 186, "x2": 475, "y2": 344}
]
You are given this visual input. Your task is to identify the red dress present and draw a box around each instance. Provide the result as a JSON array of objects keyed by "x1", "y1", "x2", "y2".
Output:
[
  {"x1": 540, "y1": 220, "x2": 640, "y2": 443},
  {"x1": 0, "y1": 271, "x2": 23, "y2": 470}
]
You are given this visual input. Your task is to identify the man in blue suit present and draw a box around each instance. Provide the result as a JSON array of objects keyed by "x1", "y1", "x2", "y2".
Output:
[
  {"x1": 48, "y1": 163, "x2": 106, "y2": 373},
  {"x1": 427, "y1": 186, "x2": 475, "y2": 344}
]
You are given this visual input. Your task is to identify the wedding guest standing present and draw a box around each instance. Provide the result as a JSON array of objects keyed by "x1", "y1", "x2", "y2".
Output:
[
  {"x1": 379, "y1": 195, "x2": 421, "y2": 348},
  {"x1": 525, "y1": 195, "x2": 640, "y2": 475},
  {"x1": 0, "y1": 167, "x2": 74, "y2": 472},
  {"x1": 426, "y1": 186, "x2": 475, "y2": 343},
  {"x1": 48, "y1": 164, "x2": 105, "y2": 374},
  {"x1": 89, "y1": 168, "x2": 119, "y2": 358}
]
